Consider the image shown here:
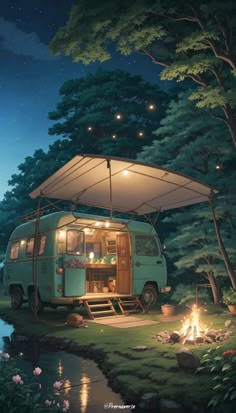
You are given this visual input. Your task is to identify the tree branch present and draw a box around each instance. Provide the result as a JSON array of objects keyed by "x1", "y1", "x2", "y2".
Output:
[{"x1": 142, "y1": 48, "x2": 170, "y2": 67}]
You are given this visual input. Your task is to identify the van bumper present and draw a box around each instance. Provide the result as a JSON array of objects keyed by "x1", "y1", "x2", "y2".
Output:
[
  {"x1": 160, "y1": 286, "x2": 171, "y2": 293},
  {"x1": 50, "y1": 297, "x2": 82, "y2": 305}
]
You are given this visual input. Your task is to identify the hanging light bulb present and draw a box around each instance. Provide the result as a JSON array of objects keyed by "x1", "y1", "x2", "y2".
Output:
[{"x1": 115, "y1": 113, "x2": 122, "y2": 120}]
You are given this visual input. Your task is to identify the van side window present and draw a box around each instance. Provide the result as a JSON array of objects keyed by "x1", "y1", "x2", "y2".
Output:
[
  {"x1": 26, "y1": 237, "x2": 34, "y2": 257},
  {"x1": 39, "y1": 235, "x2": 46, "y2": 255},
  {"x1": 26, "y1": 235, "x2": 46, "y2": 257},
  {"x1": 135, "y1": 235, "x2": 159, "y2": 256},
  {"x1": 10, "y1": 242, "x2": 20, "y2": 259},
  {"x1": 67, "y1": 230, "x2": 84, "y2": 255}
]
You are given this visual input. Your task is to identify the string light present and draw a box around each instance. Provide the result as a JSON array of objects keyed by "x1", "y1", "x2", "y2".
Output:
[
  {"x1": 148, "y1": 104, "x2": 155, "y2": 110},
  {"x1": 115, "y1": 113, "x2": 122, "y2": 120},
  {"x1": 87, "y1": 126, "x2": 93, "y2": 131},
  {"x1": 112, "y1": 134, "x2": 117, "y2": 139},
  {"x1": 138, "y1": 131, "x2": 144, "y2": 137}
]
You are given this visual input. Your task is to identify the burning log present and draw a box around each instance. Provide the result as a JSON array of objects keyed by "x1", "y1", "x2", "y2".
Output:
[{"x1": 153, "y1": 305, "x2": 233, "y2": 345}]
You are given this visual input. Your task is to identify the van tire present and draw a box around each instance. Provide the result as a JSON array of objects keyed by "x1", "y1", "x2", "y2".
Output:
[
  {"x1": 141, "y1": 284, "x2": 157, "y2": 309},
  {"x1": 11, "y1": 287, "x2": 23, "y2": 310},
  {"x1": 29, "y1": 291, "x2": 44, "y2": 314}
]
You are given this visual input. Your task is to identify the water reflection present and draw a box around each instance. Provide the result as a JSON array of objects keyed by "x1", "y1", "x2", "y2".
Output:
[
  {"x1": 0, "y1": 319, "x2": 131, "y2": 413},
  {"x1": 80, "y1": 374, "x2": 90, "y2": 413}
]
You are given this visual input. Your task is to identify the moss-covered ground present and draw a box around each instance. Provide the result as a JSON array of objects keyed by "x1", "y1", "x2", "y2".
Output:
[{"x1": 0, "y1": 296, "x2": 235, "y2": 409}]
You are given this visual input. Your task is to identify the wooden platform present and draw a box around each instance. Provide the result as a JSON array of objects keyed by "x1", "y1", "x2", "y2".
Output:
[{"x1": 89, "y1": 315, "x2": 160, "y2": 328}]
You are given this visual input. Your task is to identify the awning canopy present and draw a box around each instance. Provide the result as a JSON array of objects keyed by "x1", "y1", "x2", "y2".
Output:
[{"x1": 29, "y1": 154, "x2": 218, "y2": 215}]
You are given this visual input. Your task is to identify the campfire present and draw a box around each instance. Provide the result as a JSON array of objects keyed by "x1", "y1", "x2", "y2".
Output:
[{"x1": 154, "y1": 305, "x2": 232, "y2": 345}]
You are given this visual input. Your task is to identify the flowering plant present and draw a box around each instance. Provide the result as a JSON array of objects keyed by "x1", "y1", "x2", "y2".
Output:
[
  {"x1": 197, "y1": 346, "x2": 236, "y2": 411},
  {"x1": 222, "y1": 288, "x2": 236, "y2": 305},
  {"x1": 0, "y1": 351, "x2": 69, "y2": 413}
]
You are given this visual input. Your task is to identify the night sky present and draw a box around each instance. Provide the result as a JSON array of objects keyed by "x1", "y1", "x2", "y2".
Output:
[{"x1": 0, "y1": 0, "x2": 162, "y2": 200}]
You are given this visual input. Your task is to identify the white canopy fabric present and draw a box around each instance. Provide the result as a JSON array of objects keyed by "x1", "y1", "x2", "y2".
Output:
[{"x1": 29, "y1": 155, "x2": 218, "y2": 215}]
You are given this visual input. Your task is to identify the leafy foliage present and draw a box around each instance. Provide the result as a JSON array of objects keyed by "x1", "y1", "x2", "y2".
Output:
[
  {"x1": 0, "y1": 352, "x2": 69, "y2": 413},
  {"x1": 138, "y1": 91, "x2": 236, "y2": 299},
  {"x1": 222, "y1": 288, "x2": 236, "y2": 305},
  {"x1": 49, "y1": 0, "x2": 236, "y2": 147},
  {"x1": 197, "y1": 347, "x2": 236, "y2": 411},
  {"x1": 48, "y1": 69, "x2": 167, "y2": 158}
]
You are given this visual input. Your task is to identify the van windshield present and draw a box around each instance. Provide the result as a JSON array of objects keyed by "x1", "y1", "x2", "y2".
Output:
[
  {"x1": 67, "y1": 230, "x2": 84, "y2": 255},
  {"x1": 135, "y1": 235, "x2": 159, "y2": 256}
]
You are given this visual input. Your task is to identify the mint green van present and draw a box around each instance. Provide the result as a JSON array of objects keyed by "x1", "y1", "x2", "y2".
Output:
[{"x1": 4, "y1": 211, "x2": 169, "y2": 312}]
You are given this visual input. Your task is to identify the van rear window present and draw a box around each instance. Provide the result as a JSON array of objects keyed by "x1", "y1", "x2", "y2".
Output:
[
  {"x1": 10, "y1": 242, "x2": 20, "y2": 259},
  {"x1": 135, "y1": 235, "x2": 159, "y2": 256},
  {"x1": 67, "y1": 230, "x2": 84, "y2": 255}
]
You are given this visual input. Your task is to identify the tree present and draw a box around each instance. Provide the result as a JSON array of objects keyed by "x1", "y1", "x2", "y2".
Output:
[
  {"x1": 48, "y1": 69, "x2": 167, "y2": 158},
  {"x1": 138, "y1": 91, "x2": 236, "y2": 294},
  {"x1": 50, "y1": 0, "x2": 236, "y2": 148}
]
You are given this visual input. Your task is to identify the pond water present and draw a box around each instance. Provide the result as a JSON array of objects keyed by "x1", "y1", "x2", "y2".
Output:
[{"x1": 0, "y1": 319, "x2": 132, "y2": 413}]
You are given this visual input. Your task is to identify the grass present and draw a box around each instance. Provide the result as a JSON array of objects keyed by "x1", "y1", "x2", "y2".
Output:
[{"x1": 0, "y1": 296, "x2": 235, "y2": 409}]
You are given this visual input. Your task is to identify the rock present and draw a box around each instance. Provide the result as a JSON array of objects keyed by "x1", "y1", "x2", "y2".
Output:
[
  {"x1": 225, "y1": 319, "x2": 236, "y2": 328},
  {"x1": 176, "y1": 348, "x2": 200, "y2": 369},
  {"x1": 138, "y1": 392, "x2": 160, "y2": 411},
  {"x1": 66, "y1": 313, "x2": 84, "y2": 328},
  {"x1": 132, "y1": 346, "x2": 148, "y2": 351},
  {"x1": 160, "y1": 399, "x2": 185, "y2": 413}
]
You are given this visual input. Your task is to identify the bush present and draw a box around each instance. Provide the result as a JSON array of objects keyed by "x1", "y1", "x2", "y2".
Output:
[
  {"x1": 197, "y1": 347, "x2": 236, "y2": 412},
  {"x1": 170, "y1": 284, "x2": 211, "y2": 306},
  {"x1": 0, "y1": 350, "x2": 69, "y2": 413},
  {"x1": 223, "y1": 288, "x2": 236, "y2": 305}
]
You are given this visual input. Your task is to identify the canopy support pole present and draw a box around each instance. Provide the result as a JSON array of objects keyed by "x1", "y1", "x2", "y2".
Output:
[
  {"x1": 209, "y1": 194, "x2": 236, "y2": 289},
  {"x1": 32, "y1": 195, "x2": 43, "y2": 322},
  {"x1": 107, "y1": 159, "x2": 113, "y2": 220}
]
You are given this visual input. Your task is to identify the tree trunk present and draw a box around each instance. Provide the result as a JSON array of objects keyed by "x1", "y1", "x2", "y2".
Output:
[
  {"x1": 223, "y1": 105, "x2": 236, "y2": 149},
  {"x1": 209, "y1": 198, "x2": 236, "y2": 289},
  {"x1": 207, "y1": 272, "x2": 220, "y2": 304}
]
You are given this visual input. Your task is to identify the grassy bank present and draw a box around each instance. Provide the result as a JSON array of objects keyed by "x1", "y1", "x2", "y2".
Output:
[{"x1": 0, "y1": 297, "x2": 235, "y2": 410}]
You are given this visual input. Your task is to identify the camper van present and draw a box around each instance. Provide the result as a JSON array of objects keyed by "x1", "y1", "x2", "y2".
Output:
[{"x1": 4, "y1": 211, "x2": 169, "y2": 314}]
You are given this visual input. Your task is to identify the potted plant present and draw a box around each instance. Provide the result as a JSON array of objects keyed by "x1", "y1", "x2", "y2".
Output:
[
  {"x1": 223, "y1": 288, "x2": 236, "y2": 315},
  {"x1": 161, "y1": 292, "x2": 176, "y2": 316}
]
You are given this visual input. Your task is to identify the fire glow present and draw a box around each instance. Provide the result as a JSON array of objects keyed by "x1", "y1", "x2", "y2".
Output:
[
  {"x1": 154, "y1": 305, "x2": 232, "y2": 345},
  {"x1": 178, "y1": 305, "x2": 208, "y2": 344}
]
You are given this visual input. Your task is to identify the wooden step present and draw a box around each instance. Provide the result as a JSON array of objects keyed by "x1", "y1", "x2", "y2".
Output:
[
  {"x1": 89, "y1": 303, "x2": 113, "y2": 308},
  {"x1": 91, "y1": 310, "x2": 116, "y2": 316}
]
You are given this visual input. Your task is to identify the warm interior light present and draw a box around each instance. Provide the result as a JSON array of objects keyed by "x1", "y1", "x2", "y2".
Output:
[
  {"x1": 105, "y1": 221, "x2": 110, "y2": 228},
  {"x1": 58, "y1": 230, "x2": 66, "y2": 242},
  {"x1": 95, "y1": 221, "x2": 100, "y2": 227},
  {"x1": 20, "y1": 240, "x2": 26, "y2": 245},
  {"x1": 123, "y1": 170, "x2": 129, "y2": 176},
  {"x1": 89, "y1": 252, "x2": 94, "y2": 259}
]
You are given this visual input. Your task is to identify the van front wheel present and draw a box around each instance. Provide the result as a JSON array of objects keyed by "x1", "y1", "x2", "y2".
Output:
[
  {"x1": 11, "y1": 287, "x2": 23, "y2": 310},
  {"x1": 141, "y1": 284, "x2": 157, "y2": 309},
  {"x1": 29, "y1": 291, "x2": 44, "y2": 314}
]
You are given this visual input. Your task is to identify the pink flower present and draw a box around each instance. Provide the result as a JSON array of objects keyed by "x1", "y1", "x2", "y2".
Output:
[
  {"x1": 53, "y1": 381, "x2": 62, "y2": 389},
  {"x1": 45, "y1": 400, "x2": 52, "y2": 407},
  {"x1": 12, "y1": 375, "x2": 22, "y2": 384},
  {"x1": 63, "y1": 400, "x2": 70, "y2": 410},
  {"x1": 0, "y1": 350, "x2": 3, "y2": 355},
  {"x1": 223, "y1": 350, "x2": 236, "y2": 357},
  {"x1": 20, "y1": 380, "x2": 24, "y2": 385},
  {"x1": 4, "y1": 353, "x2": 10, "y2": 359},
  {"x1": 33, "y1": 367, "x2": 42, "y2": 376}
]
